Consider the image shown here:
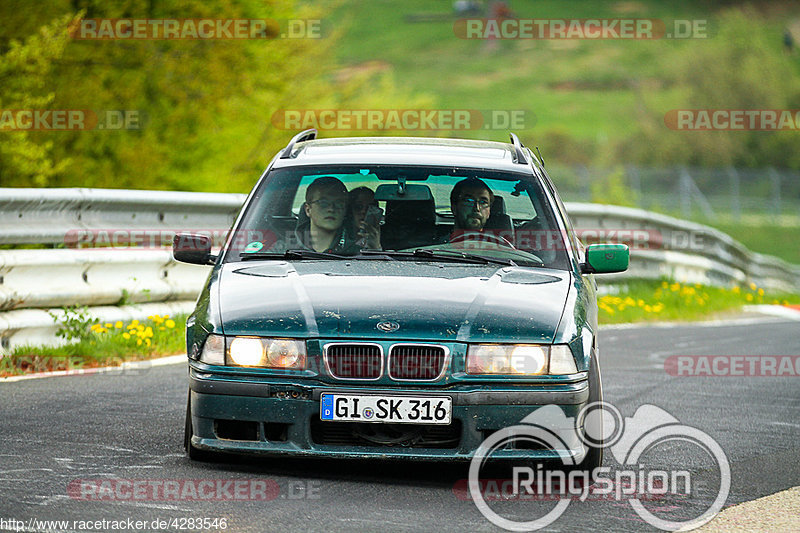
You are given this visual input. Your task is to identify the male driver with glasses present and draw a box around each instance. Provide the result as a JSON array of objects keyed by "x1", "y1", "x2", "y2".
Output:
[{"x1": 450, "y1": 177, "x2": 493, "y2": 231}]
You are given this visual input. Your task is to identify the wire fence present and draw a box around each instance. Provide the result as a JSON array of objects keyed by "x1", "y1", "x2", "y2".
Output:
[{"x1": 547, "y1": 165, "x2": 800, "y2": 224}]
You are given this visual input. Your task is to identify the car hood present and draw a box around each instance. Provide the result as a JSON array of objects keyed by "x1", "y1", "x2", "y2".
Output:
[{"x1": 217, "y1": 261, "x2": 571, "y2": 343}]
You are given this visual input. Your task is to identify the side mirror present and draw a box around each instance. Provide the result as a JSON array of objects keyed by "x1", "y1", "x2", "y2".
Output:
[
  {"x1": 581, "y1": 244, "x2": 629, "y2": 274},
  {"x1": 173, "y1": 233, "x2": 216, "y2": 265}
]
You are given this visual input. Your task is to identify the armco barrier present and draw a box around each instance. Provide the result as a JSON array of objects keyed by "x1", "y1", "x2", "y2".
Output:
[{"x1": 0, "y1": 187, "x2": 797, "y2": 353}]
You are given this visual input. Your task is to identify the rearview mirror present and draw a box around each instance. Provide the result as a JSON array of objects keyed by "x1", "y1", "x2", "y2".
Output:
[
  {"x1": 374, "y1": 183, "x2": 433, "y2": 202},
  {"x1": 173, "y1": 233, "x2": 216, "y2": 265},
  {"x1": 581, "y1": 244, "x2": 629, "y2": 274}
]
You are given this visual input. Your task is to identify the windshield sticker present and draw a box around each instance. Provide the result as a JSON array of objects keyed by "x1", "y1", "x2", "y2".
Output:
[{"x1": 244, "y1": 241, "x2": 264, "y2": 253}]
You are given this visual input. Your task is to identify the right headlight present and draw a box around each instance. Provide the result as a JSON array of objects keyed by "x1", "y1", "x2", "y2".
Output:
[
  {"x1": 198, "y1": 335, "x2": 307, "y2": 370},
  {"x1": 466, "y1": 343, "x2": 578, "y2": 375}
]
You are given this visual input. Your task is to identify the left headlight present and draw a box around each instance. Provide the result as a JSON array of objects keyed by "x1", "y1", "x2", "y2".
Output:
[
  {"x1": 466, "y1": 344, "x2": 577, "y2": 375},
  {"x1": 228, "y1": 337, "x2": 306, "y2": 369}
]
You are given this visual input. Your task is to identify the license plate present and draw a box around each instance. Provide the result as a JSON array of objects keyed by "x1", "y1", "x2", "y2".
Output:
[{"x1": 320, "y1": 393, "x2": 452, "y2": 424}]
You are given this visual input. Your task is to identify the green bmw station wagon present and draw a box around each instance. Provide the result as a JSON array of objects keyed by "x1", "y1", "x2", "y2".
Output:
[{"x1": 175, "y1": 130, "x2": 628, "y2": 470}]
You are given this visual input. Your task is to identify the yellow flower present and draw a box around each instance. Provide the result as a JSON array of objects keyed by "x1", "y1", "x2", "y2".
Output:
[
  {"x1": 746, "y1": 294, "x2": 753, "y2": 302},
  {"x1": 90, "y1": 324, "x2": 102, "y2": 332},
  {"x1": 145, "y1": 338, "x2": 151, "y2": 347},
  {"x1": 758, "y1": 288, "x2": 764, "y2": 296},
  {"x1": 163, "y1": 315, "x2": 170, "y2": 319},
  {"x1": 130, "y1": 319, "x2": 139, "y2": 326},
  {"x1": 661, "y1": 281, "x2": 669, "y2": 289},
  {"x1": 136, "y1": 324, "x2": 144, "y2": 332},
  {"x1": 136, "y1": 338, "x2": 142, "y2": 346},
  {"x1": 670, "y1": 283, "x2": 680, "y2": 292},
  {"x1": 165, "y1": 319, "x2": 176, "y2": 329},
  {"x1": 732, "y1": 286, "x2": 740, "y2": 294},
  {"x1": 144, "y1": 326, "x2": 154, "y2": 338},
  {"x1": 637, "y1": 299, "x2": 645, "y2": 307},
  {"x1": 749, "y1": 282, "x2": 757, "y2": 291},
  {"x1": 122, "y1": 332, "x2": 131, "y2": 340},
  {"x1": 115, "y1": 321, "x2": 123, "y2": 329},
  {"x1": 644, "y1": 305, "x2": 652, "y2": 312},
  {"x1": 104, "y1": 322, "x2": 113, "y2": 328}
]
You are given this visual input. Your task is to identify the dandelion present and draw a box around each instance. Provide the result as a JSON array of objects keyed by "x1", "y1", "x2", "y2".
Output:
[
  {"x1": 749, "y1": 282, "x2": 757, "y2": 291},
  {"x1": 661, "y1": 281, "x2": 669, "y2": 289},
  {"x1": 145, "y1": 338, "x2": 151, "y2": 347},
  {"x1": 165, "y1": 319, "x2": 176, "y2": 329},
  {"x1": 637, "y1": 299, "x2": 645, "y2": 307},
  {"x1": 746, "y1": 294, "x2": 754, "y2": 302},
  {"x1": 758, "y1": 288, "x2": 764, "y2": 296},
  {"x1": 144, "y1": 326, "x2": 154, "y2": 338},
  {"x1": 670, "y1": 283, "x2": 680, "y2": 292},
  {"x1": 136, "y1": 338, "x2": 142, "y2": 346},
  {"x1": 90, "y1": 324, "x2": 103, "y2": 332},
  {"x1": 732, "y1": 286, "x2": 740, "y2": 294},
  {"x1": 115, "y1": 321, "x2": 123, "y2": 329},
  {"x1": 644, "y1": 305, "x2": 652, "y2": 312},
  {"x1": 104, "y1": 322, "x2": 113, "y2": 328},
  {"x1": 122, "y1": 332, "x2": 131, "y2": 340}
]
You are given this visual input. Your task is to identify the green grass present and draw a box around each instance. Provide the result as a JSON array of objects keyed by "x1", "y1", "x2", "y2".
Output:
[
  {"x1": 0, "y1": 314, "x2": 186, "y2": 376},
  {"x1": 598, "y1": 279, "x2": 800, "y2": 324},
  {"x1": 326, "y1": 0, "x2": 775, "y2": 143},
  {"x1": 710, "y1": 221, "x2": 800, "y2": 265}
]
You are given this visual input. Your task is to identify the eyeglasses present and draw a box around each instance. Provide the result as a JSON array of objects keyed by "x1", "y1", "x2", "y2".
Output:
[
  {"x1": 459, "y1": 197, "x2": 491, "y2": 209},
  {"x1": 308, "y1": 198, "x2": 346, "y2": 210}
]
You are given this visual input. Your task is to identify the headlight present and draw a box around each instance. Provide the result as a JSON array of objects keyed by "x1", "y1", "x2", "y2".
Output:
[
  {"x1": 229, "y1": 337, "x2": 265, "y2": 366},
  {"x1": 199, "y1": 334, "x2": 225, "y2": 365},
  {"x1": 227, "y1": 337, "x2": 306, "y2": 369},
  {"x1": 466, "y1": 344, "x2": 577, "y2": 375}
]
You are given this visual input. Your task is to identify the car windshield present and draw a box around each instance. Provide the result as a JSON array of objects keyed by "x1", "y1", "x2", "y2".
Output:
[{"x1": 224, "y1": 165, "x2": 572, "y2": 270}]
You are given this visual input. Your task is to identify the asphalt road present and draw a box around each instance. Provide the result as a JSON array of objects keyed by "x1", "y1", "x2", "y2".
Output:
[{"x1": 1, "y1": 313, "x2": 798, "y2": 533}]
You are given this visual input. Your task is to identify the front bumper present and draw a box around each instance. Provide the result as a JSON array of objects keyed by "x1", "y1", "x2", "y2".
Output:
[{"x1": 188, "y1": 367, "x2": 590, "y2": 461}]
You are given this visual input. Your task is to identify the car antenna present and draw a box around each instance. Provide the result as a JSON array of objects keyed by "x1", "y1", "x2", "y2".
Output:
[{"x1": 535, "y1": 146, "x2": 545, "y2": 167}]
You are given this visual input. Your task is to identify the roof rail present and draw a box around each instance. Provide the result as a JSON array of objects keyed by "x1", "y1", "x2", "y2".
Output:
[
  {"x1": 508, "y1": 132, "x2": 528, "y2": 165},
  {"x1": 280, "y1": 129, "x2": 317, "y2": 159}
]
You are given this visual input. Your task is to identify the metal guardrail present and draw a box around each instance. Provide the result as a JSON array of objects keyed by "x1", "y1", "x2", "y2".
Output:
[{"x1": 0, "y1": 188, "x2": 797, "y2": 353}]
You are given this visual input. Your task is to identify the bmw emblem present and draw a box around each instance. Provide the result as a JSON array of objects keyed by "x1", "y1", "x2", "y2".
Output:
[{"x1": 376, "y1": 321, "x2": 400, "y2": 332}]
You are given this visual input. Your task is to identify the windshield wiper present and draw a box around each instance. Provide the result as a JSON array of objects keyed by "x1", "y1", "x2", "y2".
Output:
[
  {"x1": 361, "y1": 248, "x2": 517, "y2": 266},
  {"x1": 239, "y1": 249, "x2": 350, "y2": 261}
]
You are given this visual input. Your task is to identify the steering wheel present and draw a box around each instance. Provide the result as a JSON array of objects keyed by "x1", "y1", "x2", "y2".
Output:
[{"x1": 450, "y1": 231, "x2": 516, "y2": 249}]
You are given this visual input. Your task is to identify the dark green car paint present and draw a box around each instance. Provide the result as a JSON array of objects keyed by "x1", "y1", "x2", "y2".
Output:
[{"x1": 179, "y1": 134, "x2": 629, "y2": 464}]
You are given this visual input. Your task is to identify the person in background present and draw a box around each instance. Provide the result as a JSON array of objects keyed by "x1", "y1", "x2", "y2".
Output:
[{"x1": 347, "y1": 186, "x2": 382, "y2": 249}]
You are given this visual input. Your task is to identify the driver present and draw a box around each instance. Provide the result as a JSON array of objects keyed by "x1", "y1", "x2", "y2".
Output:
[{"x1": 450, "y1": 177, "x2": 493, "y2": 232}]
